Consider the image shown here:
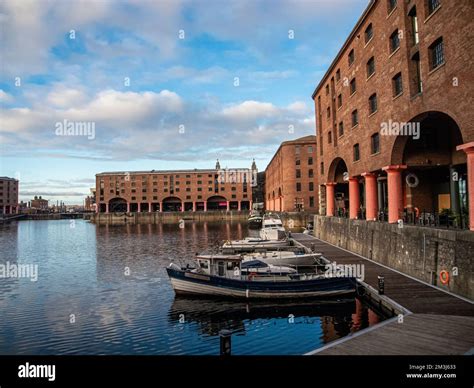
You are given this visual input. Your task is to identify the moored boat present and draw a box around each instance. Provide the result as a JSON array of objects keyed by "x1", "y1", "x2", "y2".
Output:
[
  {"x1": 247, "y1": 211, "x2": 263, "y2": 229},
  {"x1": 221, "y1": 237, "x2": 291, "y2": 253},
  {"x1": 259, "y1": 213, "x2": 287, "y2": 240},
  {"x1": 166, "y1": 255, "x2": 356, "y2": 299}
]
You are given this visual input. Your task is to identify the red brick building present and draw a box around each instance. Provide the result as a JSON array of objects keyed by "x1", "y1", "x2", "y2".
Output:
[
  {"x1": 312, "y1": 0, "x2": 474, "y2": 230},
  {"x1": 95, "y1": 161, "x2": 254, "y2": 213},
  {"x1": 265, "y1": 135, "x2": 318, "y2": 212},
  {"x1": 0, "y1": 177, "x2": 19, "y2": 214}
]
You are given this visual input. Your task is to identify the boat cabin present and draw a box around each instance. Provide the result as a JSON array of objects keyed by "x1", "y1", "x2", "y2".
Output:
[{"x1": 195, "y1": 255, "x2": 243, "y2": 278}]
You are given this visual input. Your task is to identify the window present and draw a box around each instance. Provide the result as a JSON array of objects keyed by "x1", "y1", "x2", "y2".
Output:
[
  {"x1": 308, "y1": 146, "x2": 313, "y2": 153},
  {"x1": 186, "y1": 188, "x2": 191, "y2": 192},
  {"x1": 353, "y1": 144, "x2": 360, "y2": 161},
  {"x1": 296, "y1": 182, "x2": 301, "y2": 192},
  {"x1": 186, "y1": 195, "x2": 191, "y2": 200},
  {"x1": 367, "y1": 57, "x2": 375, "y2": 77},
  {"x1": 388, "y1": 0, "x2": 397, "y2": 13},
  {"x1": 325, "y1": 84, "x2": 329, "y2": 95},
  {"x1": 328, "y1": 131, "x2": 332, "y2": 144},
  {"x1": 309, "y1": 182, "x2": 314, "y2": 191},
  {"x1": 365, "y1": 23, "x2": 373, "y2": 43},
  {"x1": 350, "y1": 78, "x2": 356, "y2": 94},
  {"x1": 412, "y1": 52, "x2": 422, "y2": 94},
  {"x1": 308, "y1": 169, "x2": 314, "y2": 178},
  {"x1": 351, "y1": 110, "x2": 359, "y2": 127},
  {"x1": 371, "y1": 133, "x2": 380, "y2": 154},
  {"x1": 320, "y1": 162, "x2": 324, "y2": 175},
  {"x1": 390, "y1": 29, "x2": 400, "y2": 53},
  {"x1": 336, "y1": 69, "x2": 341, "y2": 81},
  {"x1": 327, "y1": 107, "x2": 331, "y2": 118},
  {"x1": 429, "y1": 37, "x2": 444, "y2": 69},
  {"x1": 295, "y1": 145, "x2": 300, "y2": 154},
  {"x1": 338, "y1": 121, "x2": 344, "y2": 137},
  {"x1": 308, "y1": 157, "x2": 313, "y2": 165},
  {"x1": 392, "y1": 72, "x2": 403, "y2": 96},
  {"x1": 309, "y1": 197, "x2": 314, "y2": 207},
  {"x1": 348, "y1": 49, "x2": 355, "y2": 66},
  {"x1": 296, "y1": 169, "x2": 301, "y2": 179},
  {"x1": 409, "y1": 6, "x2": 419, "y2": 45},
  {"x1": 337, "y1": 94, "x2": 342, "y2": 108},
  {"x1": 295, "y1": 158, "x2": 301, "y2": 166},
  {"x1": 427, "y1": 0, "x2": 440, "y2": 15},
  {"x1": 369, "y1": 93, "x2": 378, "y2": 114}
]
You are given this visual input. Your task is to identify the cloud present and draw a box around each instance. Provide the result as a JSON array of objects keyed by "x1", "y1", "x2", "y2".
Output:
[{"x1": 0, "y1": 90, "x2": 14, "y2": 103}]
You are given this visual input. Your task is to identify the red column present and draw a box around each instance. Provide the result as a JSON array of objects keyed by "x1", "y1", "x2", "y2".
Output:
[
  {"x1": 457, "y1": 142, "x2": 474, "y2": 231},
  {"x1": 204, "y1": 202, "x2": 207, "y2": 212},
  {"x1": 238, "y1": 201, "x2": 241, "y2": 211},
  {"x1": 105, "y1": 203, "x2": 109, "y2": 213},
  {"x1": 137, "y1": 203, "x2": 141, "y2": 213},
  {"x1": 181, "y1": 202, "x2": 185, "y2": 212},
  {"x1": 249, "y1": 200, "x2": 253, "y2": 210},
  {"x1": 382, "y1": 165, "x2": 407, "y2": 223},
  {"x1": 159, "y1": 202, "x2": 163, "y2": 212},
  {"x1": 226, "y1": 201, "x2": 230, "y2": 211},
  {"x1": 193, "y1": 202, "x2": 196, "y2": 212},
  {"x1": 326, "y1": 182, "x2": 336, "y2": 216},
  {"x1": 362, "y1": 172, "x2": 378, "y2": 221},
  {"x1": 127, "y1": 202, "x2": 130, "y2": 213},
  {"x1": 148, "y1": 202, "x2": 152, "y2": 213},
  {"x1": 349, "y1": 178, "x2": 360, "y2": 219}
]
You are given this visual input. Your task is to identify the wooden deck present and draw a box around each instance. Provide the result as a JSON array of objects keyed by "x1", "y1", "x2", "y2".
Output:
[{"x1": 291, "y1": 233, "x2": 474, "y2": 355}]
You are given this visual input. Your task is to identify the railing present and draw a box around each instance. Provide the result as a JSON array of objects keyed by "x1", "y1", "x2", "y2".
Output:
[{"x1": 401, "y1": 210, "x2": 468, "y2": 230}]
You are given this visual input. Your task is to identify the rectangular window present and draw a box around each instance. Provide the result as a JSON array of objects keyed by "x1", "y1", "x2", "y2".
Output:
[
  {"x1": 308, "y1": 169, "x2": 314, "y2": 178},
  {"x1": 367, "y1": 57, "x2": 375, "y2": 77},
  {"x1": 309, "y1": 196, "x2": 314, "y2": 208},
  {"x1": 309, "y1": 182, "x2": 314, "y2": 191},
  {"x1": 388, "y1": 0, "x2": 397, "y2": 13},
  {"x1": 351, "y1": 110, "x2": 359, "y2": 127},
  {"x1": 335, "y1": 69, "x2": 341, "y2": 81},
  {"x1": 337, "y1": 94, "x2": 342, "y2": 108},
  {"x1": 296, "y1": 182, "x2": 301, "y2": 192},
  {"x1": 350, "y1": 78, "x2": 356, "y2": 94},
  {"x1": 307, "y1": 146, "x2": 313, "y2": 153},
  {"x1": 295, "y1": 158, "x2": 300, "y2": 166},
  {"x1": 295, "y1": 145, "x2": 300, "y2": 154},
  {"x1": 338, "y1": 121, "x2": 344, "y2": 137},
  {"x1": 427, "y1": 0, "x2": 440, "y2": 15},
  {"x1": 365, "y1": 23, "x2": 373, "y2": 43},
  {"x1": 353, "y1": 144, "x2": 360, "y2": 161},
  {"x1": 429, "y1": 38, "x2": 444, "y2": 69},
  {"x1": 369, "y1": 93, "x2": 377, "y2": 114},
  {"x1": 296, "y1": 170, "x2": 301, "y2": 178},
  {"x1": 390, "y1": 30, "x2": 400, "y2": 52},
  {"x1": 393, "y1": 72, "x2": 403, "y2": 96},
  {"x1": 327, "y1": 107, "x2": 331, "y2": 118},
  {"x1": 320, "y1": 162, "x2": 324, "y2": 175},
  {"x1": 308, "y1": 157, "x2": 313, "y2": 165},
  {"x1": 412, "y1": 52, "x2": 422, "y2": 94},
  {"x1": 328, "y1": 131, "x2": 332, "y2": 144},
  {"x1": 371, "y1": 133, "x2": 380, "y2": 154},
  {"x1": 325, "y1": 84, "x2": 329, "y2": 95},
  {"x1": 348, "y1": 49, "x2": 355, "y2": 66},
  {"x1": 409, "y1": 7, "x2": 419, "y2": 45}
]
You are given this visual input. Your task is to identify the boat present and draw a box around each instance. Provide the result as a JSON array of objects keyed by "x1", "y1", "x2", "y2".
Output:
[
  {"x1": 166, "y1": 255, "x2": 357, "y2": 299},
  {"x1": 242, "y1": 250, "x2": 322, "y2": 267},
  {"x1": 221, "y1": 237, "x2": 291, "y2": 253},
  {"x1": 247, "y1": 211, "x2": 263, "y2": 229},
  {"x1": 259, "y1": 213, "x2": 287, "y2": 240}
]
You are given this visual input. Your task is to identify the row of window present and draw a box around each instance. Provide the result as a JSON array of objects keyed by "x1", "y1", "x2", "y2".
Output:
[
  {"x1": 296, "y1": 169, "x2": 314, "y2": 179},
  {"x1": 295, "y1": 157, "x2": 313, "y2": 166},
  {"x1": 124, "y1": 194, "x2": 248, "y2": 201},
  {"x1": 295, "y1": 145, "x2": 314, "y2": 154},
  {"x1": 296, "y1": 182, "x2": 314, "y2": 192}
]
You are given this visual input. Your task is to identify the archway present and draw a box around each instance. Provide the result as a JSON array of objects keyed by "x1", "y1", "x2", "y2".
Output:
[
  {"x1": 109, "y1": 197, "x2": 127, "y2": 213},
  {"x1": 162, "y1": 196, "x2": 182, "y2": 212},
  {"x1": 390, "y1": 111, "x2": 467, "y2": 226},
  {"x1": 327, "y1": 157, "x2": 350, "y2": 216},
  {"x1": 206, "y1": 195, "x2": 227, "y2": 211}
]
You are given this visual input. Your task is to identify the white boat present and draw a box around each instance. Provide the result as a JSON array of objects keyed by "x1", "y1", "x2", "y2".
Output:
[
  {"x1": 242, "y1": 250, "x2": 322, "y2": 267},
  {"x1": 259, "y1": 214, "x2": 287, "y2": 240},
  {"x1": 221, "y1": 237, "x2": 290, "y2": 252}
]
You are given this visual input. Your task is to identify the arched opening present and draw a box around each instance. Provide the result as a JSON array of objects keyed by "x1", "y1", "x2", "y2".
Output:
[
  {"x1": 162, "y1": 196, "x2": 182, "y2": 212},
  {"x1": 206, "y1": 195, "x2": 227, "y2": 211},
  {"x1": 390, "y1": 111, "x2": 467, "y2": 227},
  {"x1": 109, "y1": 197, "x2": 127, "y2": 213},
  {"x1": 327, "y1": 157, "x2": 350, "y2": 217}
]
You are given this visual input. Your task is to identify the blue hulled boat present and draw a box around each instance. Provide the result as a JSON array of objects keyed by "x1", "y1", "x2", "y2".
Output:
[{"x1": 166, "y1": 254, "x2": 356, "y2": 299}]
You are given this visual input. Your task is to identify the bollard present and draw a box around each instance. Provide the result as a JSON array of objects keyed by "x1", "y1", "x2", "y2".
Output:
[
  {"x1": 219, "y1": 329, "x2": 232, "y2": 356},
  {"x1": 378, "y1": 275, "x2": 385, "y2": 295}
]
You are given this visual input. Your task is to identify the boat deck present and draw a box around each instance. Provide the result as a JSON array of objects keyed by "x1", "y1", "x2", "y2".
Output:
[{"x1": 291, "y1": 233, "x2": 474, "y2": 355}]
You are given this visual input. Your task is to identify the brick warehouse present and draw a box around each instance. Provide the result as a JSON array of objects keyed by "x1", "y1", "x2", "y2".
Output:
[
  {"x1": 265, "y1": 135, "x2": 318, "y2": 212},
  {"x1": 0, "y1": 177, "x2": 19, "y2": 214},
  {"x1": 95, "y1": 161, "x2": 255, "y2": 213},
  {"x1": 312, "y1": 0, "x2": 474, "y2": 230}
]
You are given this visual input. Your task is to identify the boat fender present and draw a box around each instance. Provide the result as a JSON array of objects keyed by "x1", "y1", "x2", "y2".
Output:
[{"x1": 439, "y1": 270, "x2": 449, "y2": 285}]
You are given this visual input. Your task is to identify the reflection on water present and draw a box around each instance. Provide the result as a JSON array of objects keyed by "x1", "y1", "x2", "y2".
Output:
[{"x1": 0, "y1": 220, "x2": 385, "y2": 355}]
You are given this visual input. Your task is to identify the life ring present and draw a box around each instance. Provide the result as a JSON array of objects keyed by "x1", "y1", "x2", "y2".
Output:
[{"x1": 439, "y1": 270, "x2": 449, "y2": 285}]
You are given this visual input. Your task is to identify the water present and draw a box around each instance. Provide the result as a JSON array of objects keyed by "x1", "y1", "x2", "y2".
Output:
[{"x1": 0, "y1": 220, "x2": 386, "y2": 355}]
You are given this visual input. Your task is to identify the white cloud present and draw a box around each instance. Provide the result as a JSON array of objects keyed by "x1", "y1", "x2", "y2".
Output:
[{"x1": 0, "y1": 90, "x2": 13, "y2": 103}]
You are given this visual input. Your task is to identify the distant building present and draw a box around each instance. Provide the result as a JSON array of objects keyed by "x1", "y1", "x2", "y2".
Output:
[
  {"x1": 95, "y1": 161, "x2": 253, "y2": 213},
  {"x1": 85, "y1": 188, "x2": 96, "y2": 212},
  {"x1": 265, "y1": 135, "x2": 318, "y2": 212},
  {"x1": 0, "y1": 177, "x2": 19, "y2": 214},
  {"x1": 31, "y1": 196, "x2": 49, "y2": 211}
]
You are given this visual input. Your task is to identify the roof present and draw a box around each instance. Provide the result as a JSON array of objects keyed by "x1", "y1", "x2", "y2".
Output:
[
  {"x1": 96, "y1": 168, "x2": 250, "y2": 176},
  {"x1": 311, "y1": 0, "x2": 377, "y2": 99},
  {"x1": 0, "y1": 177, "x2": 19, "y2": 181},
  {"x1": 265, "y1": 135, "x2": 317, "y2": 171}
]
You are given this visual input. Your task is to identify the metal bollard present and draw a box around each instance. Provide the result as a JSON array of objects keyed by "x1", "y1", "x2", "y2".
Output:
[
  {"x1": 219, "y1": 329, "x2": 232, "y2": 356},
  {"x1": 378, "y1": 275, "x2": 385, "y2": 295}
]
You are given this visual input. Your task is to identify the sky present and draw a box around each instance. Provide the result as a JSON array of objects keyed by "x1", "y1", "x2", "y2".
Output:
[{"x1": 0, "y1": 0, "x2": 368, "y2": 204}]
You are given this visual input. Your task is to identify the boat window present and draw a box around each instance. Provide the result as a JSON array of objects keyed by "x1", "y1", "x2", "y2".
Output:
[{"x1": 199, "y1": 260, "x2": 209, "y2": 269}]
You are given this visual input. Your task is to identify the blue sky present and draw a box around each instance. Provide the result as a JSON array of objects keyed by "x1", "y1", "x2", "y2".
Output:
[{"x1": 0, "y1": 0, "x2": 368, "y2": 204}]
